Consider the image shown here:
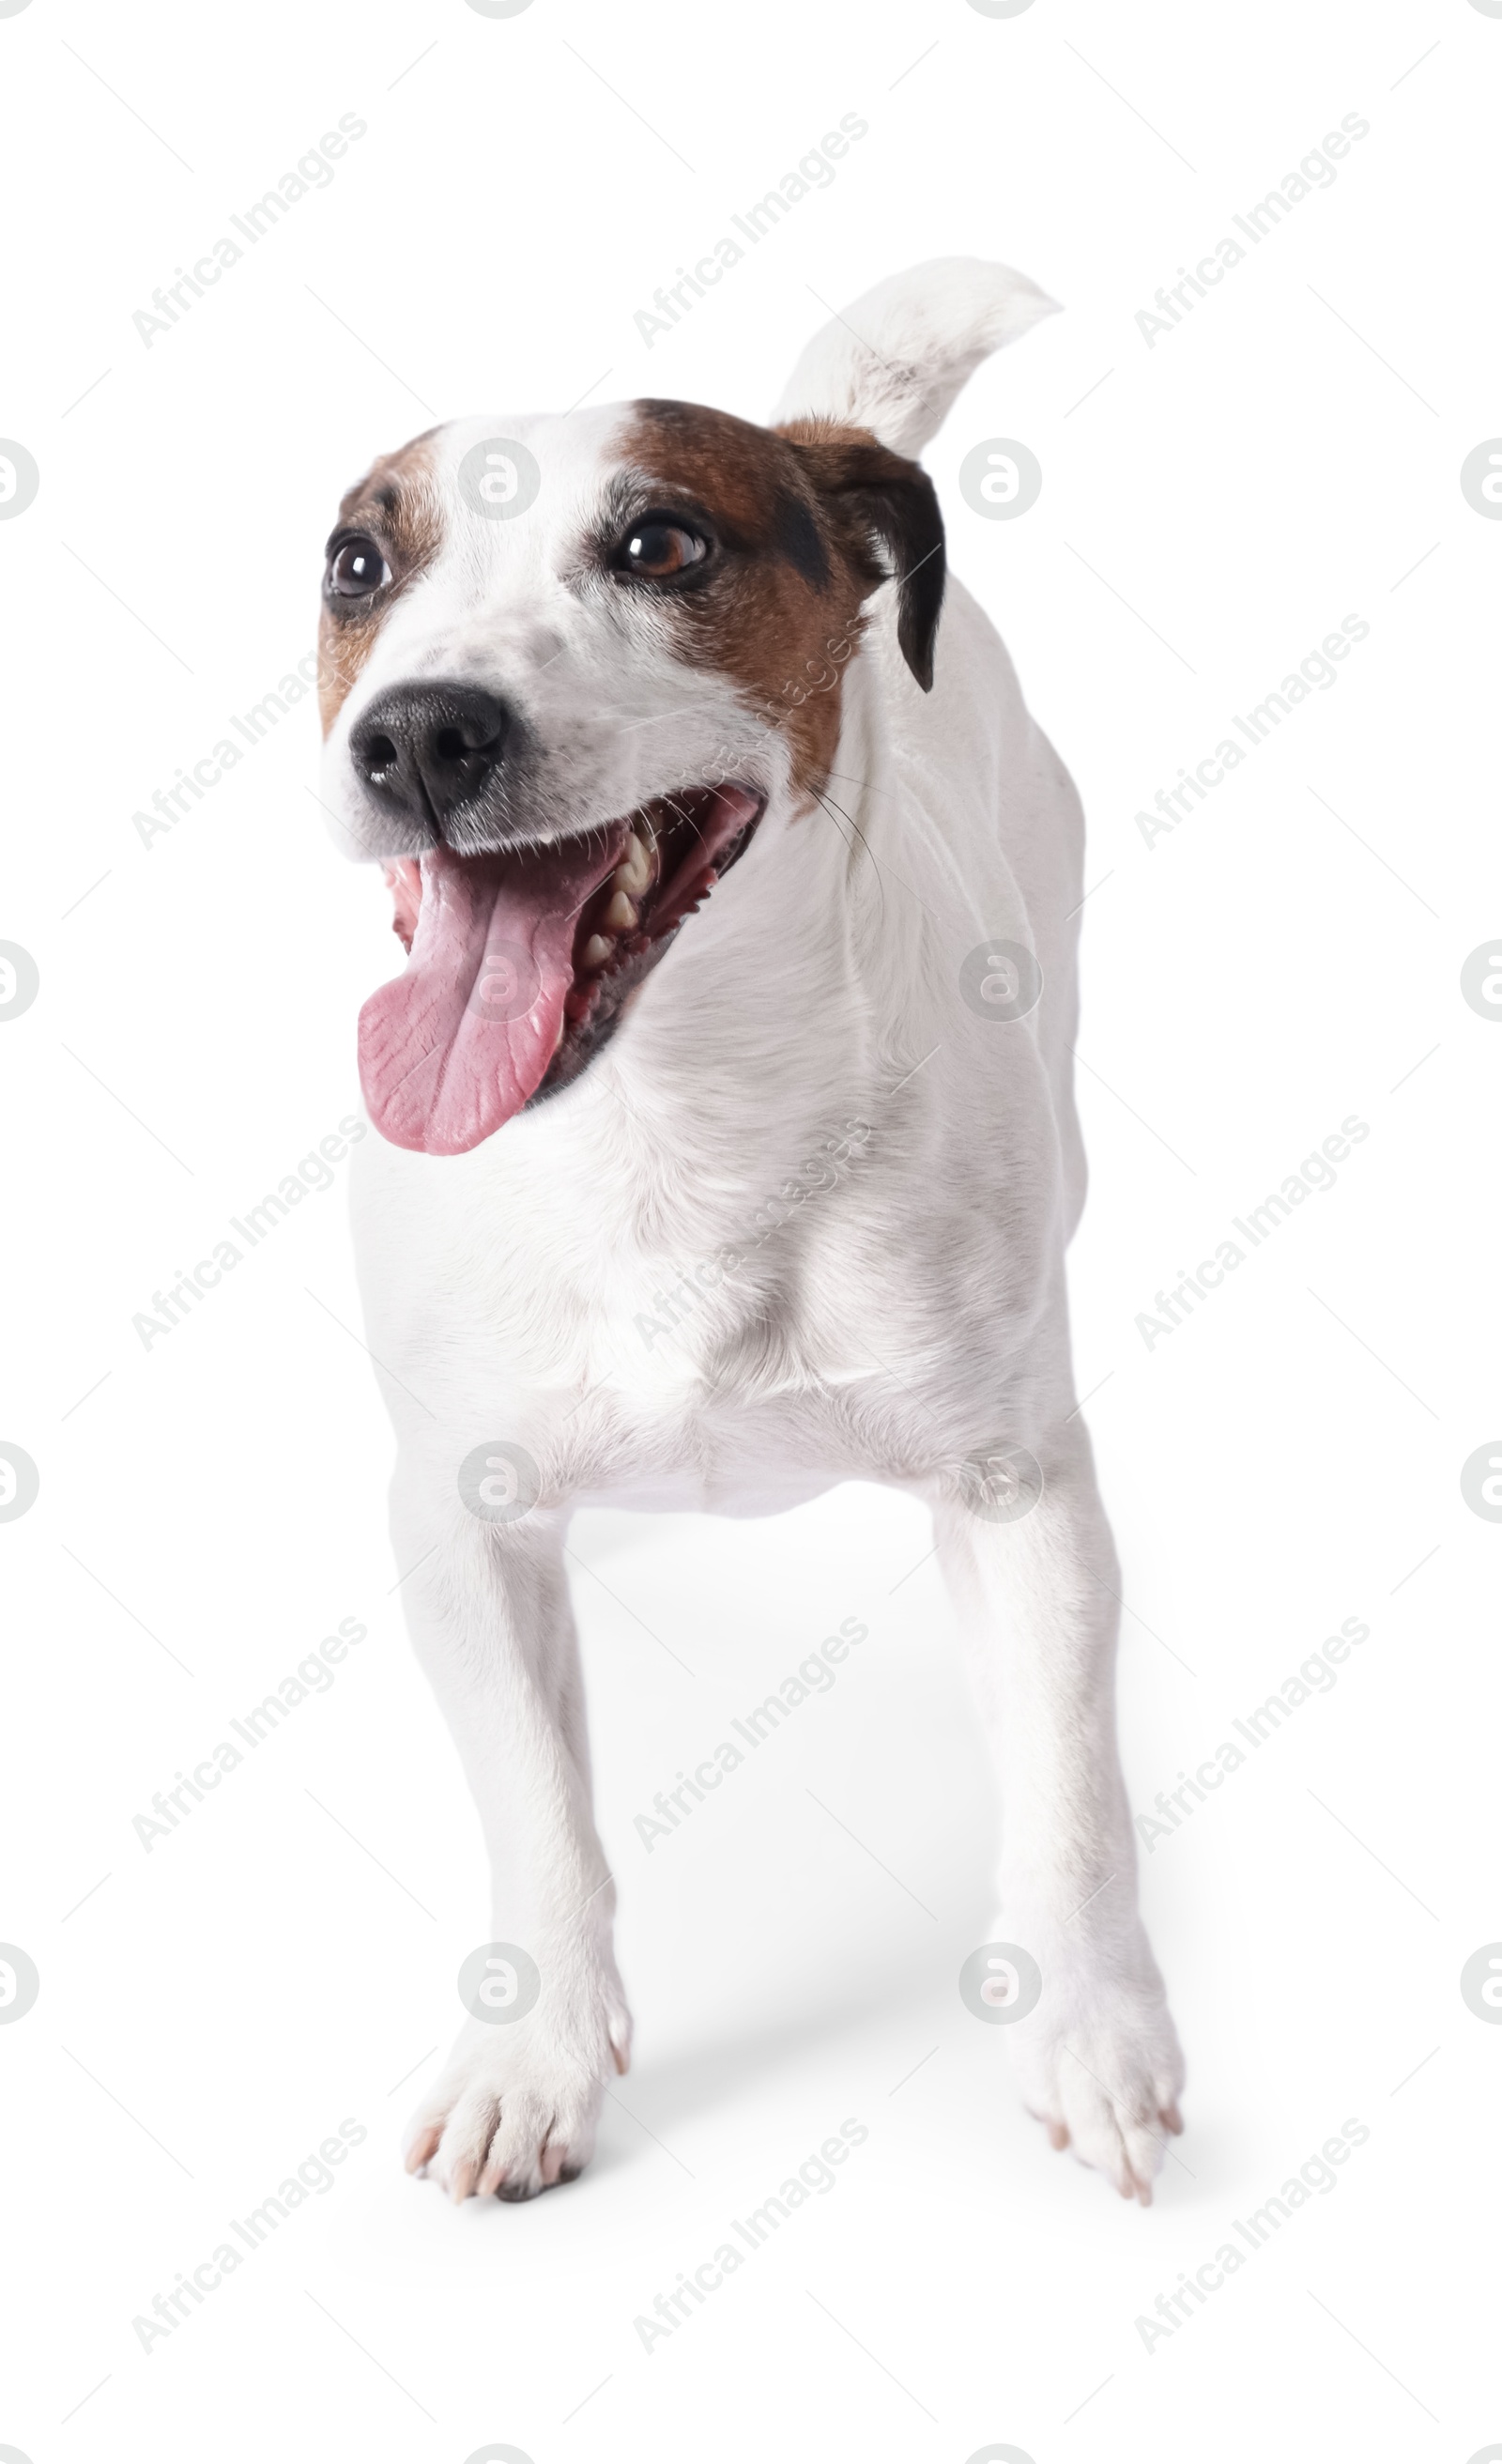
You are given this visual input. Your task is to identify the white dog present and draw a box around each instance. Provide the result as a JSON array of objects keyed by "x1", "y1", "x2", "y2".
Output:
[{"x1": 317, "y1": 260, "x2": 1184, "y2": 2206}]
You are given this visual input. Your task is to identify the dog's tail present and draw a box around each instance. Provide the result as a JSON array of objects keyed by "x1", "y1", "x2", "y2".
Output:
[{"x1": 770, "y1": 257, "x2": 1058, "y2": 457}]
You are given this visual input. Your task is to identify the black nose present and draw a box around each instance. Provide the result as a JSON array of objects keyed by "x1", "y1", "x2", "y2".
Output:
[{"x1": 348, "y1": 684, "x2": 510, "y2": 830}]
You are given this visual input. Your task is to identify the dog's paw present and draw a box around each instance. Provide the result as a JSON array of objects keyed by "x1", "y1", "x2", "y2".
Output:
[
  {"x1": 1003, "y1": 1934, "x2": 1185, "y2": 2205},
  {"x1": 405, "y1": 1985, "x2": 632, "y2": 2204}
]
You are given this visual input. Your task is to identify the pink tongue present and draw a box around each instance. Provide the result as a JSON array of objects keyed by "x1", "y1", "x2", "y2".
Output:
[{"x1": 359, "y1": 835, "x2": 623, "y2": 1155}]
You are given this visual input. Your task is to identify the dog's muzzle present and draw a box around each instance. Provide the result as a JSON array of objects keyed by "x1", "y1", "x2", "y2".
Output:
[{"x1": 348, "y1": 682, "x2": 512, "y2": 835}]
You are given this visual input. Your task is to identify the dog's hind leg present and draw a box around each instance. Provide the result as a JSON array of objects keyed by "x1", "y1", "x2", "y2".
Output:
[
  {"x1": 390, "y1": 1466, "x2": 631, "y2": 2202},
  {"x1": 932, "y1": 1418, "x2": 1185, "y2": 2203}
]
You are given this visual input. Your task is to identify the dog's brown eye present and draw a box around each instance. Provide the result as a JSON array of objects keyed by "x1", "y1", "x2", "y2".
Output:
[
  {"x1": 614, "y1": 519, "x2": 708, "y2": 579},
  {"x1": 328, "y1": 536, "x2": 390, "y2": 598}
]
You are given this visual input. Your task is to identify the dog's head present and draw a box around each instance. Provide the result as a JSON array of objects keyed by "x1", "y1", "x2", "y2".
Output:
[{"x1": 317, "y1": 400, "x2": 943, "y2": 1156}]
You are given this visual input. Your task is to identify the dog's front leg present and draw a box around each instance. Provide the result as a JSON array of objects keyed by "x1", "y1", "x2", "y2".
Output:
[
  {"x1": 394, "y1": 1486, "x2": 631, "y2": 2202},
  {"x1": 935, "y1": 1424, "x2": 1185, "y2": 2203}
]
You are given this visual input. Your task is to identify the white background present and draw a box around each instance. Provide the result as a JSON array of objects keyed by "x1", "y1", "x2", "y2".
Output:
[{"x1": 1, "y1": 0, "x2": 1498, "y2": 2457}]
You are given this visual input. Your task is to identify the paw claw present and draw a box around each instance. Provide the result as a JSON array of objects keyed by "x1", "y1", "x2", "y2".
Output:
[{"x1": 405, "y1": 2126, "x2": 440, "y2": 2176}]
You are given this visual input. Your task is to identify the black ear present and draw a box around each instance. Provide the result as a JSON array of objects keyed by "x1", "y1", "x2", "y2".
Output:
[{"x1": 778, "y1": 424, "x2": 946, "y2": 690}]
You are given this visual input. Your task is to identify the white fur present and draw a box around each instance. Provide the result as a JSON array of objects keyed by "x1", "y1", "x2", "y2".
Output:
[
  {"x1": 327, "y1": 262, "x2": 1183, "y2": 2206},
  {"x1": 770, "y1": 254, "x2": 1059, "y2": 454}
]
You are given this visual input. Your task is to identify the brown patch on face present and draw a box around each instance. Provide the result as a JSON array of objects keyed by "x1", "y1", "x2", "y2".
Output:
[
  {"x1": 317, "y1": 430, "x2": 444, "y2": 736},
  {"x1": 615, "y1": 402, "x2": 943, "y2": 808}
]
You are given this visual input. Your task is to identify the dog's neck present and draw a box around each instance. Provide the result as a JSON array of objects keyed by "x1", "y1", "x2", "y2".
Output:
[
  {"x1": 605, "y1": 647, "x2": 925, "y2": 1136},
  {"x1": 500, "y1": 629, "x2": 972, "y2": 1287}
]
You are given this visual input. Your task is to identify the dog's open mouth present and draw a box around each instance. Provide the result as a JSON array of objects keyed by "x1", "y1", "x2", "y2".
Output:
[{"x1": 357, "y1": 783, "x2": 763, "y2": 1154}]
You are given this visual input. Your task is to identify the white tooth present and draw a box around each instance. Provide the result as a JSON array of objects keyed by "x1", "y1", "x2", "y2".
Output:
[
  {"x1": 550, "y1": 1012, "x2": 567, "y2": 1056},
  {"x1": 605, "y1": 889, "x2": 639, "y2": 934},
  {"x1": 617, "y1": 833, "x2": 652, "y2": 897},
  {"x1": 582, "y1": 933, "x2": 615, "y2": 971}
]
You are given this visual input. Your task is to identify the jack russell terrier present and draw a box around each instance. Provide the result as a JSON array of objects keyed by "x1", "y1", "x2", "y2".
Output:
[{"x1": 316, "y1": 258, "x2": 1185, "y2": 2207}]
